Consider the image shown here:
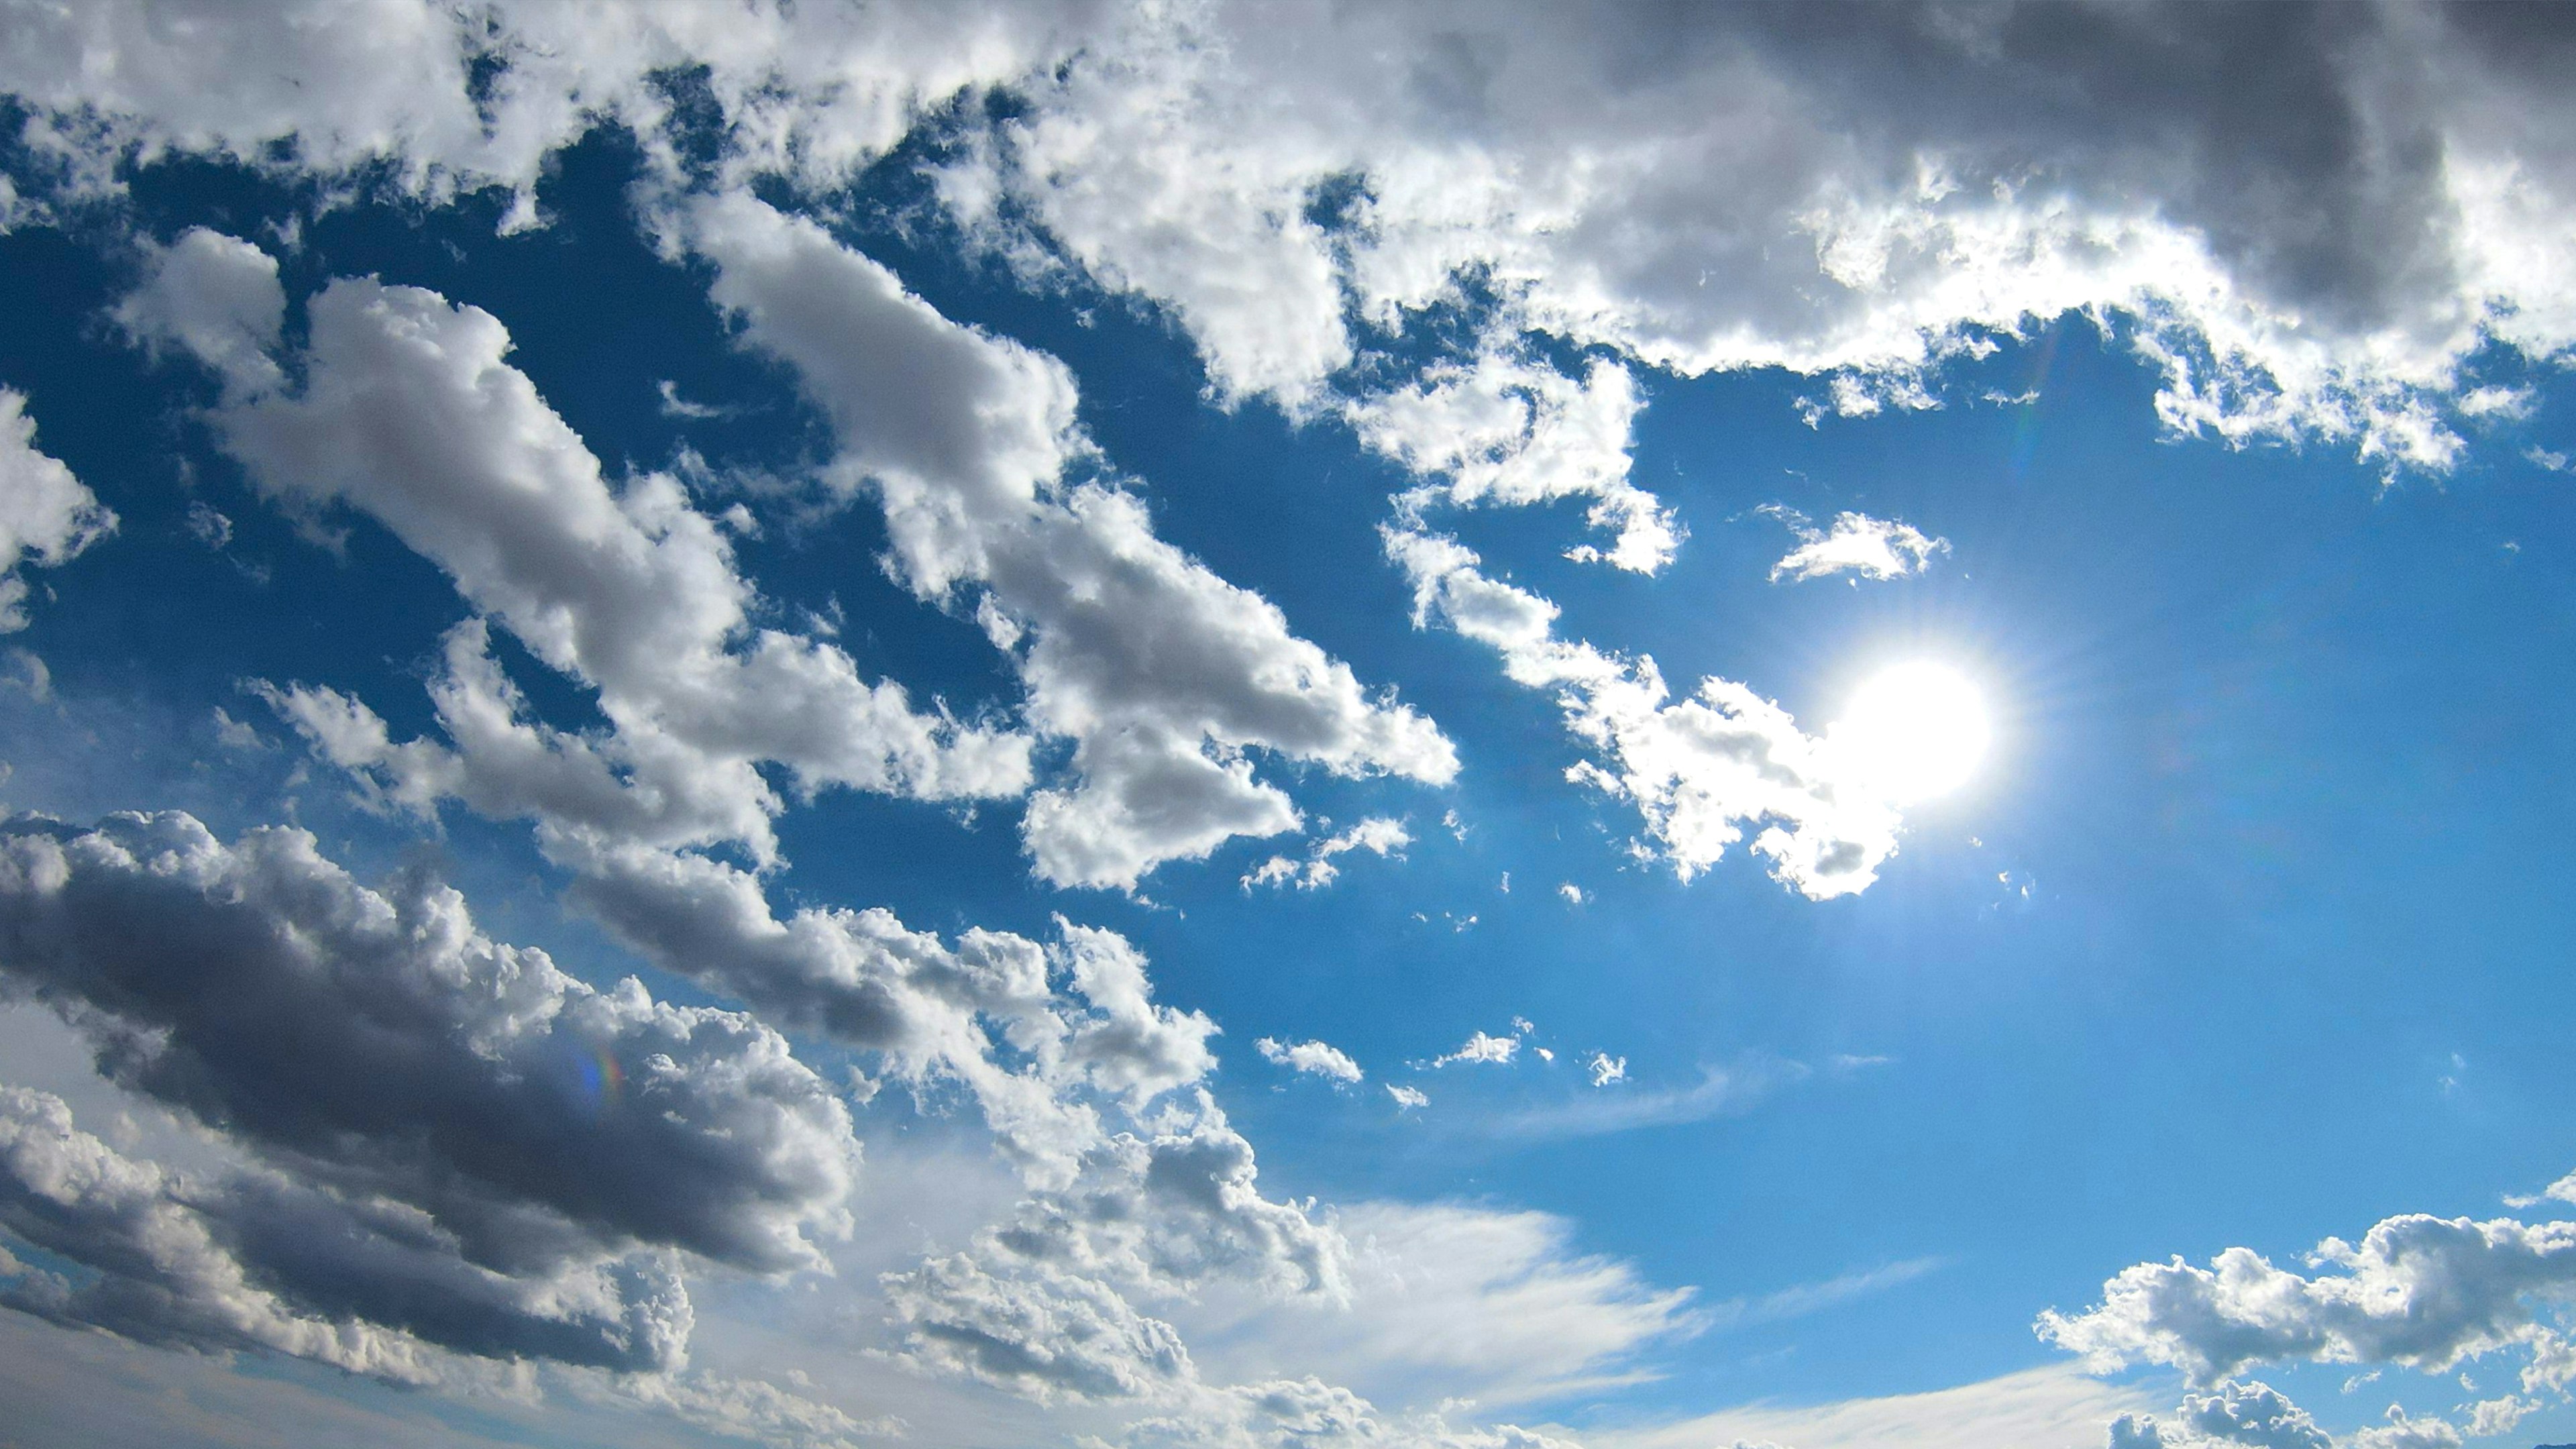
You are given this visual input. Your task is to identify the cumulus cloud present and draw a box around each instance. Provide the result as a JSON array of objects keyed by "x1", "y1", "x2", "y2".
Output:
[
  {"x1": 1386, "y1": 1085, "x2": 1428, "y2": 1111},
  {"x1": 1255, "y1": 1038, "x2": 1363, "y2": 1084},
  {"x1": 1242, "y1": 819, "x2": 1411, "y2": 892},
  {"x1": 2040, "y1": 1212, "x2": 2576, "y2": 1388},
  {"x1": 1387, "y1": 527, "x2": 1905, "y2": 898},
  {"x1": 0, "y1": 389, "x2": 115, "y2": 631},
  {"x1": 1760, "y1": 506, "x2": 1948, "y2": 583},
  {"x1": 1587, "y1": 1054, "x2": 1627, "y2": 1088},
  {"x1": 881, "y1": 1096, "x2": 1345, "y2": 1404},
  {"x1": 682, "y1": 193, "x2": 1455, "y2": 890}
]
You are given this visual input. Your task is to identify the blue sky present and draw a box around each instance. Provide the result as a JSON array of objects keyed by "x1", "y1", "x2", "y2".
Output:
[{"x1": 3, "y1": 7, "x2": 2576, "y2": 1449}]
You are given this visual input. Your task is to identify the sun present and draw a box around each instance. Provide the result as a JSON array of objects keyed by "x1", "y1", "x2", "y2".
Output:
[{"x1": 1827, "y1": 660, "x2": 1992, "y2": 804}]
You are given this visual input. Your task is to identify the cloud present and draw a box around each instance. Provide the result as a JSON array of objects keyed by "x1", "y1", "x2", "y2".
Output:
[
  {"x1": 1586, "y1": 1055, "x2": 1627, "y2": 1088},
  {"x1": 1591, "y1": 1363, "x2": 2157, "y2": 1449},
  {"x1": 1255, "y1": 1038, "x2": 1363, "y2": 1084},
  {"x1": 0, "y1": 813, "x2": 860, "y2": 1278},
  {"x1": 1386, "y1": 1085, "x2": 1428, "y2": 1111},
  {"x1": 2039, "y1": 1212, "x2": 2576, "y2": 1387},
  {"x1": 0, "y1": 388, "x2": 116, "y2": 631},
  {"x1": 682, "y1": 193, "x2": 1456, "y2": 891},
  {"x1": 881, "y1": 1095, "x2": 1346, "y2": 1405},
  {"x1": 1434, "y1": 1031, "x2": 1519, "y2": 1068},
  {"x1": 1242, "y1": 818, "x2": 1411, "y2": 892},
  {"x1": 2108, "y1": 1384, "x2": 2469, "y2": 1449},
  {"x1": 1352, "y1": 355, "x2": 1676, "y2": 574},
  {"x1": 18, "y1": 3, "x2": 2576, "y2": 486},
  {"x1": 1759, "y1": 506, "x2": 1948, "y2": 584},
  {"x1": 1385, "y1": 527, "x2": 1905, "y2": 898},
  {"x1": 119, "y1": 241, "x2": 1032, "y2": 876},
  {"x1": 1495, "y1": 1063, "x2": 1802, "y2": 1142}
]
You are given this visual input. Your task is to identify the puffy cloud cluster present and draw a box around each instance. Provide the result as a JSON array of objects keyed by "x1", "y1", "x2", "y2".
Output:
[
  {"x1": 2040, "y1": 1213, "x2": 2576, "y2": 1387},
  {"x1": 0, "y1": 810, "x2": 858, "y2": 1375},
  {"x1": 1242, "y1": 818, "x2": 1411, "y2": 892},
  {"x1": 1760, "y1": 507, "x2": 1949, "y2": 584},
  {"x1": 1387, "y1": 528, "x2": 1904, "y2": 898},
  {"x1": 683, "y1": 194, "x2": 1454, "y2": 890},
  {"x1": 0, "y1": 390, "x2": 115, "y2": 631},
  {"x1": 882, "y1": 1097, "x2": 1344, "y2": 1403}
]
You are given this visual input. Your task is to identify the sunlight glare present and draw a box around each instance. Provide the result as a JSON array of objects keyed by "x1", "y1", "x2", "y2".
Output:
[{"x1": 1828, "y1": 661, "x2": 1992, "y2": 804}]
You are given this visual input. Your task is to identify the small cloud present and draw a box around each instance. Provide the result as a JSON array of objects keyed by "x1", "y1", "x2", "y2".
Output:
[
  {"x1": 1242, "y1": 816, "x2": 1411, "y2": 892},
  {"x1": 1558, "y1": 882, "x2": 1587, "y2": 905},
  {"x1": 1435, "y1": 1030, "x2": 1519, "y2": 1067},
  {"x1": 1981, "y1": 387, "x2": 2040, "y2": 406},
  {"x1": 211, "y1": 706, "x2": 265, "y2": 751},
  {"x1": 1498, "y1": 871, "x2": 1510, "y2": 893},
  {"x1": 1255, "y1": 1036, "x2": 1363, "y2": 1084},
  {"x1": 1587, "y1": 1053, "x2": 1627, "y2": 1087},
  {"x1": 184, "y1": 500, "x2": 233, "y2": 549},
  {"x1": 1827, "y1": 1053, "x2": 1892, "y2": 1073},
  {"x1": 1386, "y1": 1084, "x2": 1428, "y2": 1110},
  {"x1": 2528, "y1": 445, "x2": 2573, "y2": 474},
  {"x1": 1534, "y1": 1046, "x2": 1554, "y2": 1063},
  {"x1": 2457, "y1": 384, "x2": 2536, "y2": 421},
  {"x1": 1441, "y1": 808, "x2": 1467, "y2": 841},
  {"x1": 655, "y1": 378, "x2": 736, "y2": 421},
  {"x1": 1758, "y1": 505, "x2": 1948, "y2": 583},
  {"x1": 1, "y1": 647, "x2": 50, "y2": 702}
]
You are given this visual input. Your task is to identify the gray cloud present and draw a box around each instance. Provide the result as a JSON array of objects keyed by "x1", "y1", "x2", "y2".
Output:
[{"x1": 0, "y1": 812, "x2": 859, "y2": 1277}]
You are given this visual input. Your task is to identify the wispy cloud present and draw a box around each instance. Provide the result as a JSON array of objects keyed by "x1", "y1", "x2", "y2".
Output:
[{"x1": 1489, "y1": 1060, "x2": 1808, "y2": 1141}]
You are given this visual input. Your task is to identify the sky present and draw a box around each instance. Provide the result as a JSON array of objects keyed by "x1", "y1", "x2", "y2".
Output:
[{"x1": 1, "y1": 4, "x2": 2576, "y2": 1449}]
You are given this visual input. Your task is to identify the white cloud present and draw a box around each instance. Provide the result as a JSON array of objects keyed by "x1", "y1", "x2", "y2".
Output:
[
  {"x1": 1591, "y1": 1363, "x2": 2157, "y2": 1449},
  {"x1": 1242, "y1": 818, "x2": 1412, "y2": 892},
  {"x1": 1434, "y1": 1031, "x2": 1519, "y2": 1069},
  {"x1": 1386, "y1": 527, "x2": 1904, "y2": 898},
  {"x1": 1586, "y1": 1055, "x2": 1627, "y2": 1088},
  {"x1": 2040, "y1": 1212, "x2": 2576, "y2": 1387},
  {"x1": 1386, "y1": 1085, "x2": 1428, "y2": 1111},
  {"x1": 1352, "y1": 354, "x2": 1676, "y2": 574},
  {"x1": 0, "y1": 388, "x2": 115, "y2": 631},
  {"x1": 1558, "y1": 883, "x2": 1586, "y2": 905},
  {"x1": 1255, "y1": 1038, "x2": 1363, "y2": 1084},
  {"x1": 682, "y1": 193, "x2": 1455, "y2": 891},
  {"x1": 1760, "y1": 506, "x2": 1949, "y2": 584},
  {"x1": 121, "y1": 237, "x2": 1031, "y2": 876}
]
